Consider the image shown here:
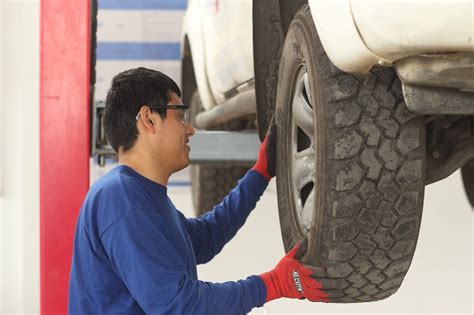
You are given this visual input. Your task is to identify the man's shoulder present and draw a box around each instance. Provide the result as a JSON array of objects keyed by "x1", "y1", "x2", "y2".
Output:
[
  {"x1": 82, "y1": 166, "x2": 157, "y2": 231},
  {"x1": 90, "y1": 165, "x2": 150, "y2": 200}
]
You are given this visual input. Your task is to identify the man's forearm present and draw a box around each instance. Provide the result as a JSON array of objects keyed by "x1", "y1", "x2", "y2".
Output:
[
  {"x1": 151, "y1": 275, "x2": 266, "y2": 315},
  {"x1": 185, "y1": 170, "x2": 269, "y2": 264}
]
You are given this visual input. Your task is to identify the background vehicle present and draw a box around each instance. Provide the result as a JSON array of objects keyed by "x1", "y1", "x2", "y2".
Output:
[{"x1": 181, "y1": 0, "x2": 474, "y2": 302}]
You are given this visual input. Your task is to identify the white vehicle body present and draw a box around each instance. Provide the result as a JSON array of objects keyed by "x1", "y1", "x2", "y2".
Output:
[
  {"x1": 182, "y1": 0, "x2": 473, "y2": 110},
  {"x1": 311, "y1": 0, "x2": 473, "y2": 73},
  {"x1": 182, "y1": 0, "x2": 253, "y2": 109}
]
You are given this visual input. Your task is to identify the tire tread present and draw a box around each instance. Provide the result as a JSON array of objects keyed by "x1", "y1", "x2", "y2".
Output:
[{"x1": 275, "y1": 4, "x2": 426, "y2": 302}]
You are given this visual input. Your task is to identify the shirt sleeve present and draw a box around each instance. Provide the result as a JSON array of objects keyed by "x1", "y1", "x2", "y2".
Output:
[
  {"x1": 100, "y1": 208, "x2": 266, "y2": 314},
  {"x1": 182, "y1": 170, "x2": 269, "y2": 264}
]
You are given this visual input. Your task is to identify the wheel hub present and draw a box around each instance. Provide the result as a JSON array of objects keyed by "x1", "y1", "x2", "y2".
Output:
[{"x1": 290, "y1": 68, "x2": 316, "y2": 234}]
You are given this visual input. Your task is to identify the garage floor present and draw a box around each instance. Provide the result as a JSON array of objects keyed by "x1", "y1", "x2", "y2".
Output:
[{"x1": 92, "y1": 162, "x2": 473, "y2": 314}]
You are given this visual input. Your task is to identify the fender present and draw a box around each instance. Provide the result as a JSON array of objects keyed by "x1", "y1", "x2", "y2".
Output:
[{"x1": 308, "y1": 0, "x2": 389, "y2": 74}]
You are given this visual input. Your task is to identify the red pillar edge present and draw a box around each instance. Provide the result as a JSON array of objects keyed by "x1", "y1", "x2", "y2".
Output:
[{"x1": 40, "y1": 0, "x2": 91, "y2": 314}]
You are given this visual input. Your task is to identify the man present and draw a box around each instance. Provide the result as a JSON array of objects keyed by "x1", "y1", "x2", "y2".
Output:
[{"x1": 69, "y1": 67, "x2": 340, "y2": 314}]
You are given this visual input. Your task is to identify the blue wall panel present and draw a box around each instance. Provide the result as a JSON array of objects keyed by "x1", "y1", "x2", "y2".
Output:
[
  {"x1": 97, "y1": 42, "x2": 181, "y2": 60},
  {"x1": 99, "y1": 0, "x2": 187, "y2": 10}
]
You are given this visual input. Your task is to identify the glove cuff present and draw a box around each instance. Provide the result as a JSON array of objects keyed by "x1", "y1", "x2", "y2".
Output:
[
  {"x1": 252, "y1": 136, "x2": 272, "y2": 181},
  {"x1": 251, "y1": 165, "x2": 271, "y2": 181},
  {"x1": 259, "y1": 271, "x2": 280, "y2": 302}
]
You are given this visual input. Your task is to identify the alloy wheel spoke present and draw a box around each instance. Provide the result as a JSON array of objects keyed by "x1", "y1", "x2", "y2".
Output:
[
  {"x1": 292, "y1": 147, "x2": 315, "y2": 191},
  {"x1": 292, "y1": 94, "x2": 314, "y2": 137},
  {"x1": 300, "y1": 189, "x2": 315, "y2": 232},
  {"x1": 292, "y1": 83, "x2": 314, "y2": 137}
]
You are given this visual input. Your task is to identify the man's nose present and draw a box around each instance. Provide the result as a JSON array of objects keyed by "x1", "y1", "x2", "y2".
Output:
[{"x1": 187, "y1": 123, "x2": 195, "y2": 136}]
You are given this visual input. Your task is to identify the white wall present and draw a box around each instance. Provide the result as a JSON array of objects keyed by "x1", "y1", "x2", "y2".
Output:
[{"x1": 0, "y1": 0, "x2": 40, "y2": 314}]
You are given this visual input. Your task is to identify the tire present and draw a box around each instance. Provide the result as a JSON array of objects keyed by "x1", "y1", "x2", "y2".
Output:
[
  {"x1": 461, "y1": 160, "x2": 474, "y2": 208},
  {"x1": 190, "y1": 91, "x2": 250, "y2": 216},
  {"x1": 275, "y1": 5, "x2": 426, "y2": 302}
]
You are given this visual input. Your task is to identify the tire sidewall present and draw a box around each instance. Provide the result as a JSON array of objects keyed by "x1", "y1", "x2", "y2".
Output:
[{"x1": 275, "y1": 13, "x2": 322, "y2": 256}]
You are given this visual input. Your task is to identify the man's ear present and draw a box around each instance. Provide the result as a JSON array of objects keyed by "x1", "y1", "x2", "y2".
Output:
[{"x1": 137, "y1": 107, "x2": 156, "y2": 132}]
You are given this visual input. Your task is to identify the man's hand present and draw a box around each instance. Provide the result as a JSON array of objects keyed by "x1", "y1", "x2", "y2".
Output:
[
  {"x1": 252, "y1": 116, "x2": 276, "y2": 181},
  {"x1": 259, "y1": 239, "x2": 342, "y2": 302}
]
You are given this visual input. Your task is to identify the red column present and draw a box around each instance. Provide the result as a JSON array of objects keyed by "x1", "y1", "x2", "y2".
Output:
[{"x1": 40, "y1": 0, "x2": 91, "y2": 313}]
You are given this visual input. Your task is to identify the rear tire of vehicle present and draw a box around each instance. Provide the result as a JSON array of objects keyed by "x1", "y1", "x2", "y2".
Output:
[
  {"x1": 461, "y1": 160, "x2": 474, "y2": 208},
  {"x1": 190, "y1": 91, "x2": 249, "y2": 216},
  {"x1": 275, "y1": 5, "x2": 426, "y2": 302}
]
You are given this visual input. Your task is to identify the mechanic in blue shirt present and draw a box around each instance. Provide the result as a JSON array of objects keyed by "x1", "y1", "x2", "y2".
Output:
[{"x1": 68, "y1": 67, "x2": 340, "y2": 314}]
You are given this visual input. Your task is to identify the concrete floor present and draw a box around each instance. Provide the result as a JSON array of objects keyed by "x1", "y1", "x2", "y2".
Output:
[{"x1": 168, "y1": 169, "x2": 473, "y2": 314}]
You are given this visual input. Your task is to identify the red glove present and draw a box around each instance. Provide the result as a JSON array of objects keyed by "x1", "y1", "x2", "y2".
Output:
[
  {"x1": 252, "y1": 116, "x2": 276, "y2": 181},
  {"x1": 259, "y1": 239, "x2": 342, "y2": 302}
]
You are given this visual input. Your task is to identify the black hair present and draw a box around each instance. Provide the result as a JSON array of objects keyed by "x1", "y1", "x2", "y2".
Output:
[{"x1": 103, "y1": 67, "x2": 182, "y2": 153}]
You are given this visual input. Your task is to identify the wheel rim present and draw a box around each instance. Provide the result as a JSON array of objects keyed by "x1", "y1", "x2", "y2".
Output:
[{"x1": 290, "y1": 66, "x2": 316, "y2": 235}]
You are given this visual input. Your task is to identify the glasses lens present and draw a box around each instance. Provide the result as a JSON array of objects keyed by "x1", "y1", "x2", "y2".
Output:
[
  {"x1": 184, "y1": 108, "x2": 190, "y2": 123},
  {"x1": 176, "y1": 107, "x2": 190, "y2": 124}
]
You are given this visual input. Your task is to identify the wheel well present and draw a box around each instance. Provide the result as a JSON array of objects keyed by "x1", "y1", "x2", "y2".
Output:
[
  {"x1": 181, "y1": 35, "x2": 197, "y2": 109},
  {"x1": 279, "y1": 0, "x2": 308, "y2": 34},
  {"x1": 253, "y1": 0, "x2": 307, "y2": 140}
]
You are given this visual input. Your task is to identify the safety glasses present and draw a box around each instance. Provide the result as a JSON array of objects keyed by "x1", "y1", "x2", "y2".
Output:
[{"x1": 135, "y1": 105, "x2": 191, "y2": 124}]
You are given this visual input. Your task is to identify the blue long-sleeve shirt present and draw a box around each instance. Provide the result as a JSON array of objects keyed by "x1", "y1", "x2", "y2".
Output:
[{"x1": 68, "y1": 165, "x2": 269, "y2": 314}]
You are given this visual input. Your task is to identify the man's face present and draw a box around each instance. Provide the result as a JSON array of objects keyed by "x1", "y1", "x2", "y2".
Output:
[{"x1": 154, "y1": 92, "x2": 195, "y2": 173}]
